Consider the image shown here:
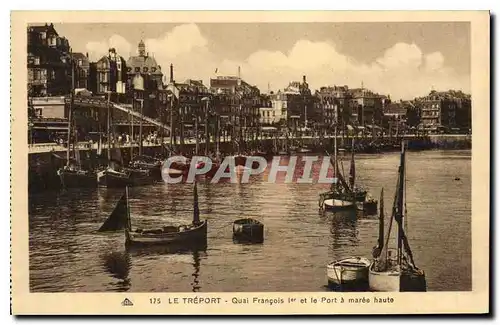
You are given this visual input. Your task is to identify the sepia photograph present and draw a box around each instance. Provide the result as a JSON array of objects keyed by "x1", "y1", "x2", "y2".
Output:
[{"x1": 10, "y1": 10, "x2": 490, "y2": 315}]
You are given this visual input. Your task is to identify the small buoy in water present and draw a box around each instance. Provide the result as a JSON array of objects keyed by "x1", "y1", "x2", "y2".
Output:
[{"x1": 454, "y1": 177, "x2": 461, "y2": 181}]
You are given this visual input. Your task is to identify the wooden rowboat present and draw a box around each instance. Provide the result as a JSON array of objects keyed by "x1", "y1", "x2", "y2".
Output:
[
  {"x1": 327, "y1": 257, "x2": 371, "y2": 289},
  {"x1": 125, "y1": 220, "x2": 207, "y2": 247},
  {"x1": 98, "y1": 182, "x2": 208, "y2": 248}
]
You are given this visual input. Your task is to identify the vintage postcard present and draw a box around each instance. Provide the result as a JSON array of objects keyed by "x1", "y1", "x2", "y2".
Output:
[{"x1": 11, "y1": 11, "x2": 490, "y2": 315}]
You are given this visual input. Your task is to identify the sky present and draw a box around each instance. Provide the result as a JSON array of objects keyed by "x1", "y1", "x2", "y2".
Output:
[{"x1": 53, "y1": 22, "x2": 470, "y2": 100}]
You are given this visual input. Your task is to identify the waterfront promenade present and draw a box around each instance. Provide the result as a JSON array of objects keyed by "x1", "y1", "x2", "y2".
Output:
[{"x1": 28, "y1": 133, "x2": 471, "y2": 154}]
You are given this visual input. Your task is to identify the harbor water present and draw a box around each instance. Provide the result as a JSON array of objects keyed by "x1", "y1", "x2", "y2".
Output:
[{"x1": 29, "y1": 150, "x2": 471, "y2": 292}]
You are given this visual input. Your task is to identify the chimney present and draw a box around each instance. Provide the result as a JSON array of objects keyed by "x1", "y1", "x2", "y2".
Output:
[
  {"x1": 170, "y1": 63, "x2": 174, "y2": 83},
  {"x1": 86, "y1": 52, "x2": 88, "y2": 58},
  {"x1": 303, "y1": 75, "x2": 306, "y2": 84},
  {"x1": 238, "y1": 66, "x2": 241, "y2": 79}
]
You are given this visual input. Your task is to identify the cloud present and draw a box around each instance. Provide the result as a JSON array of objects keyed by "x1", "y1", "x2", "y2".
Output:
[
  {"x1": 84, "y1": 24, "x2": 470, "y2": 100},
  {"x1": 85, "y1": 35, "x2": 131, "y2": 61}
]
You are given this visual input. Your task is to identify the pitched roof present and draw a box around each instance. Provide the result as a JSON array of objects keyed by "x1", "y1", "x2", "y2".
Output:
[{"x1": 126, "y1": 55, "x2": 163, "y2": 75}]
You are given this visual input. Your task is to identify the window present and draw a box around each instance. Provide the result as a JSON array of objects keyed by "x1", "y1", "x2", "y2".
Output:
[
  {"x1": 40, "y1": 32, "x2": 46, "y2": 40},
  {"x1": 143, "y1": 67, "x2": 148, "y2": 73},
  {"x1": 48, "y1": 37, "x2": 56, "y2": 47},
  {"x1": 78, "y1": 59, "x2": 83, "y2": 66},
  {"x1": 99, "y1": 72, "x2": 108, "y2": 83},
  {"x1": 135, "y1": 67, "x2": 140, "y2": 73},
  {"x1": 34, "y1": 56, "x2": 40, "y2": 65}
]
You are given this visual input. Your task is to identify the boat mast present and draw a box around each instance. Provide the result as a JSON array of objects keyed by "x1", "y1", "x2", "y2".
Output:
[
  {"x1": 66, "y1": 49, "x2": 74, "y2": 167},
  {"x1": 378, "y1": 187, "x2": 385, "y2": 251},
  {"x1": 106, "y1": 91, "x2": 112, "y2": 166},
  {"x1": 397, "y1": 140, "x2": 406, "y2": 266},
  {"x1": 193, "y1": 181, "x2": 200, "y2": 225},
  {"x1": 349, "y1": 137, "x2": 355, "y2": 191},
  {"x1": 333, "y1": 106, "x2": 338, "y2": 190},
  {"x1": 195, "y1": 114, "x2": 199, "y2": 155},
  {"x1": 126, "y1": 186, "x2": 131, "y2": 230}
]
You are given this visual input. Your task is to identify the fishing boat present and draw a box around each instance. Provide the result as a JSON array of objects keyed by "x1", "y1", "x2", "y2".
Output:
[
  {"x1": 232, "y1": 218, "x2": 264, "y2": 243},
  {"x1": 126, "y1": 182, "x2": 207, "y2": 247},
  {"x1": 97, "y1": 92, "x2": 132, "y2": 188},
  {"x1": 318, "y1": 112, "x2": 356, "y2": 212},
  {"x1": 97, "y1": 161, "x2": 133, "y2": 188},
  {"x1": 98, "y1": 182, "x2": 207, "y2": 247},
  {"x1": 368, "y1": 142, "x2": 427, "y2": 292},
  {"x1": 57, "y1": 51, "x2": 98, "y2": 189},
  {"x1": 326, "y1": 257, "x2": 371, "y2": 289},
  {"x1": 129, "y1": 154, "x2": 163, "y2": 181},
  {"x1": 58, "y1": 163, "x2": 98, "y2": 188}
]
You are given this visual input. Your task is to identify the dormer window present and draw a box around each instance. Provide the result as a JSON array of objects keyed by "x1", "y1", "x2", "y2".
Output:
[
  {"x1": 151, "y1": 67, "x2": 156, "y2": 73},
  {"x1": 135, "y1": 67, "x2": 140, "y2": 73},
  {"x1": 143, "y1": 67, "x2": 148, "y2": 73}
]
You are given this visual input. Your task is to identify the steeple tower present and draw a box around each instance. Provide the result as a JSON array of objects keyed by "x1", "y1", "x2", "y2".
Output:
[{"x1": 138, "y1": 40, "x2": 146, "y2": 57}]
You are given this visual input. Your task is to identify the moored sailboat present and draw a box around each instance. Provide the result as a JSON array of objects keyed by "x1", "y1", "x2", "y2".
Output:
[
  {"x1": 125, "y1": 181, "x2": 207, "y2": 247},
  {"x1": 98, "y1": 182, "x2": 208, "y2": 248},
  {"x1": 97, "y1": 92, "x2": 132, "y2": 188},
  {"x1": 368, "y1": 142, "x2": 427, "y2": 292},
  {"x1": 57, "y1": 51, "x2": 97, "y2": 189},
  {"x1": 319, "y1": 111, "x2": 356, "y2": 211}
]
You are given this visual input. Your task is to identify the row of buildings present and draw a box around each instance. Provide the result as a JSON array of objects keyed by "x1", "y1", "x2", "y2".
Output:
[{"x1": 28, "y1": 23, "x2": 472, "y2": 145}]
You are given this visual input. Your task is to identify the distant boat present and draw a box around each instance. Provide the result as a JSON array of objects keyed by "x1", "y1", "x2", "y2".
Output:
[
  {"x1": 98, "y1": 182, "x2": 207, "y2": 248},
  {"x1": 97, "y1": 163, "x2": 132, "y2": 188},
  {"x1": 318, "y1": 119, "x2": 356, "y2": 212},
  {"x1": 232, "y1": 218, "x2": 264, "y2": 243},
  {"x1": 296, "y1": 147, "x2": 311, "y2": 154},
  {"x1": 322, "y1": 197, "x2": 356, "y2": 211},
  {"x1": 129, "y1": 154, "x2": 163, "y2": 181},
  {"x1": 57, "y1": 55, "x2": 97, "y2": 189},
  {"x1": 368, "y1": 142, "x2": 427, "y2": 292},
  {"x1": 327, "y1": 256, "x2": 371, "y2": 288},
  {"x1": 58, "y1": 162, "x2": 97, "y2": 188}
]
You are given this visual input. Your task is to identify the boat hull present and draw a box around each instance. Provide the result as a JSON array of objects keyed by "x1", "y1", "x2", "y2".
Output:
[
  {"x1": 323, "y1": 199, "x2": 356, "y2": 211},
  {"x1": 368, "y1": 262, "x2": 401, "y2": 292},
  {"x1": 97, "y1": 170, "x2": 132, "y2": 188},
  {"x1": 356, "y1": 199, "x2": 378, "y2": 215},
  {"x1": 327, "y1": 257, "x2": 370, "y2": 290},
  {"x1": 368, "y1": 262, "x2": 427, "y2": 292},
  {"x1": 233, "y1": 218, "x2": 264, "y2": 243},
  {"x1": 58, "y1": 169, "x2": 98, "y2": 188},
  {"x1": 125, "y1": 220, "x2": 208, "y2": 247}
]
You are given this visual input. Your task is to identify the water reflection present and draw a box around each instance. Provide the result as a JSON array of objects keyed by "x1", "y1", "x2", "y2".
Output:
[
  {"x1": 126, "y1": 243, "x2": 206, "y2": 292},
  {"x1": 191, "y1": 250, "x2": 201, "y2": 292},
  {"x1": 327, "y1": 210, "x2": 358, "y2": 250},
  {"x1": 101, "y1": 250, "x2": 131, "y2": 292}
]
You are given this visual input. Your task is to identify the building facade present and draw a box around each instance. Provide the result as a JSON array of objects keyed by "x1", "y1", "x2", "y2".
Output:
[
  {"x1": 125, "y1": 40, "x2": 164, "y2": 118},
  {"x1": 314, "y1": 85, "x2": 354, "y2": 132},
  {"x1": 89, "y1": 48, "x2": 128, "y2": 96},
  {"x1": 72, "y1": 52, "x2": 90, "y2": 90},
  {"x1": 27, "y1": 23, "x2": 71, "y2": 97},
  {"x1": 416, "y1": 90, "x2": 471, "y2": 132},
  {"x1": 348, "y1": 87, "x2": 385, "y2": 128},
  {"x1": 280, "y1": 76, "x2": 315, "y2": 130},
  {"x1": 210, "y1": 75, "x2": 261, "y2": 141}
]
